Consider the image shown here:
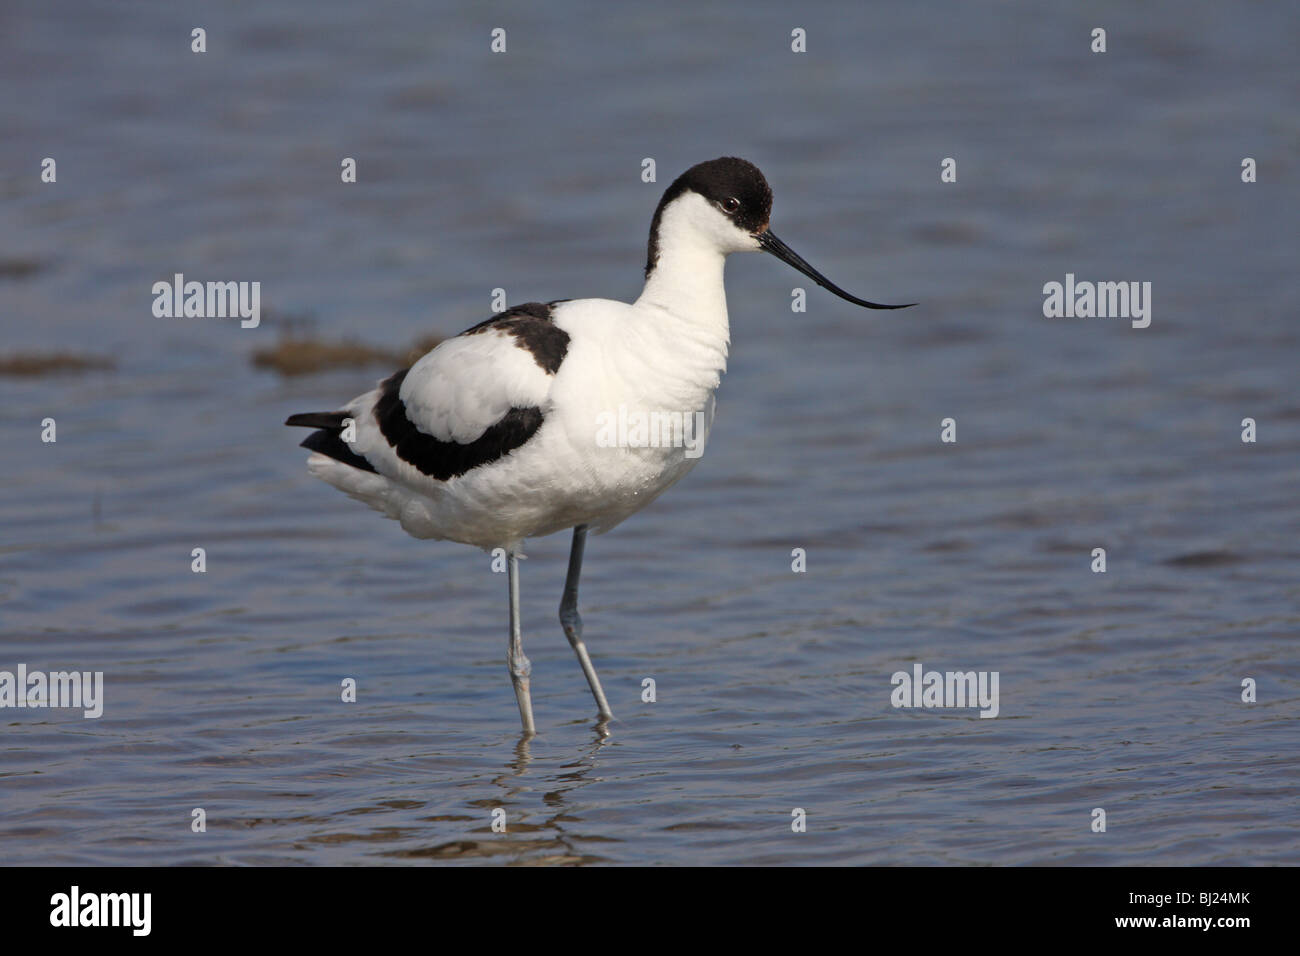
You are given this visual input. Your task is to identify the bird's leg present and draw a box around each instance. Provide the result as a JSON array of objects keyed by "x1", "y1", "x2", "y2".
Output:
[
  {"x1": 559, "y1": 525, "x2": 614, "y2": 721},
  {"x1": 507, "y1": 551, "x2": 536, "y2": 736}
]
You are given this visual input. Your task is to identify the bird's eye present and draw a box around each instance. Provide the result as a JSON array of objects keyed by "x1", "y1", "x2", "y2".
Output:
[{"x1": 721, "y1": 197, "x2": 741, "y2": 214}]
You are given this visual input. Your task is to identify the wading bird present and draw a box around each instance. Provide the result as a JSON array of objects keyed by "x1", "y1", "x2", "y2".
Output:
[{"x1": 287, "y1": 157, "x2": 911, "y2": 735}]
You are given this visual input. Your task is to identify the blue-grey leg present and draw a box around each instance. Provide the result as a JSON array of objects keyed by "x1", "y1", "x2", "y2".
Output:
[
  {"x1": 507, "y1": 551, "x2": 536, "y2": 735},
  {"x1": 560, "y1": 525, "x2": 614, "y2": 721}
]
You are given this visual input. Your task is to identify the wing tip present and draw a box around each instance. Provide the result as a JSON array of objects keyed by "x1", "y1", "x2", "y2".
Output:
[
  {"x1": 299, "y1": 428, "x2": 378, "y2": 474},
  {"x1": 286, "y1": 411, "x2": 348, "y2": 429}
]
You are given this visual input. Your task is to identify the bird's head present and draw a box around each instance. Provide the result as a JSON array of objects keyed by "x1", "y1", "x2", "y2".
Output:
[{"x1": 646, "y1": 156, "x2": 913, "y2": 310}]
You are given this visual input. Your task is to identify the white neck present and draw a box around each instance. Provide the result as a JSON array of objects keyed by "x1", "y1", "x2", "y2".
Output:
[
  {"x1": 633, "y1": 197, "x2": 732, "y2": 371},
  {"x1": 637, "y1": 242, "x2": 728, "y2": 320}
]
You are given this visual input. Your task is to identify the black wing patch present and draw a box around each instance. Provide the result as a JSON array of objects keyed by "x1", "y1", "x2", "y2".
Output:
[
  {"x1": 374, "y1": 369, "x2": 544, "y2": 481},
  {"x1": 461, "y1": 301, "x2": 570, "y2": 374},
  {"x1": 287, "y1": 302, "x2": 566, "y2": 481}
]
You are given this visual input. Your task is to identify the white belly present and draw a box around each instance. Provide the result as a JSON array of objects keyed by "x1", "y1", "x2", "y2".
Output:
[{"x1": 308, "y1": 380, "x2": 717, "y2": 552}]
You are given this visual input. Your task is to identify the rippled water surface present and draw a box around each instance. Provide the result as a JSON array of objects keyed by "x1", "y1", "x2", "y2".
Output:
[{"x1": 1, "y1": 0, "x2": 1297, "y2": 865}]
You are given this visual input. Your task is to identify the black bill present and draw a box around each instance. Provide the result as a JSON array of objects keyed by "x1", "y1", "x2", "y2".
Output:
[{"x1": 757, "y1": 230, "x2": 914, "y2": 310}]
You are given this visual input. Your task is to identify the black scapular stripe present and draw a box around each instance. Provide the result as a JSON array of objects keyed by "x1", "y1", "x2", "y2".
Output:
[
  {"x1": 462, "y1": 301, "x2": 570, "y2": 374},
  {"x1": 374, "y1": 369, "x2": 544, "y2": 481}
]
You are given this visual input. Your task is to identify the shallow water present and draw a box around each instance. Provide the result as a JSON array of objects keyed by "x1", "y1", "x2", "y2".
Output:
[{"x1": 1, "y1": 0, "x2": 1297, "y2": 865}]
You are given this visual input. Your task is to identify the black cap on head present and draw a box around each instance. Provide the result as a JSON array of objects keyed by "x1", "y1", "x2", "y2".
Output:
[
  {"x1": 642, "y1": 157, "x2": 915, "y2": 311},
  {"x1": 645, "y1": 157, "x2": 773, "y2": 276}
]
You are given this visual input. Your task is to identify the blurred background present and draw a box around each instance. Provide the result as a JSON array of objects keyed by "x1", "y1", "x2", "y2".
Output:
[{"x1": 0, "y1": 0, "x2": 1296, "y2": 864}]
